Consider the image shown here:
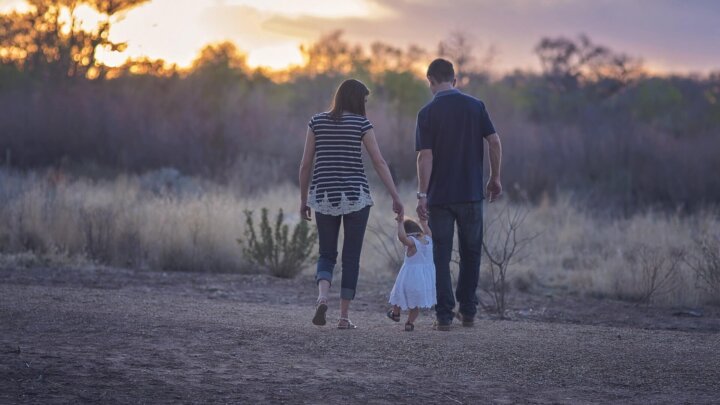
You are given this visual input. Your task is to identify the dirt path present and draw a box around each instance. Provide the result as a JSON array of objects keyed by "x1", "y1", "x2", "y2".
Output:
[{"x1": 1, "y1": 267, "x2": 719, "y2": 404}]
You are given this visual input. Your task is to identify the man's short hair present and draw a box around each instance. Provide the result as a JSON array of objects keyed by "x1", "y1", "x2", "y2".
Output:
[{"x1": 427, "y1": 58, "x2": 455, "y2": 83}]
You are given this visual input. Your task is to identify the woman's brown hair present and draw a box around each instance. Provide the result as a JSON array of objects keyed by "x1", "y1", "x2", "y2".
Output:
[{"x1": 329, "y1": 79, "x2": 369, "y2": 120}]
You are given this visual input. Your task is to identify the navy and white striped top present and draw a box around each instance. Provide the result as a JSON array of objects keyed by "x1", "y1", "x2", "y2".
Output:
[{"x1": 307, "y1": 112, "x2": 374, "y2": 216}]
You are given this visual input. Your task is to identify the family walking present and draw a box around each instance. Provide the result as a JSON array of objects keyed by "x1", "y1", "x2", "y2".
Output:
[{"x1": 298, "y1": 58, "x2": 503, "y2": 331}]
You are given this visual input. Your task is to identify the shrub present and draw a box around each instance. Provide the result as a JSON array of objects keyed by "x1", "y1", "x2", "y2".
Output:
[
  {"x1": 633, "y1": 245, "x2": 684, "y2": 305},
  {"x1": 687, "y1": 234, "x2": 720, "y2": 301},
  {"x1": 238, "y1": 208, "x2": 317, "y2": 278},
  {"x1": 481, "y1": 205, "x2": 538, "y2": 318}
]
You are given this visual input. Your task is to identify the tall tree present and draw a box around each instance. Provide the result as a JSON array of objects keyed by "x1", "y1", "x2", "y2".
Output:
[
  {"x1": 535, "y1": 34, "x2": 643, "y2": 95},
  {"x1": 298, "y1": 30, "x2": 368, "y2": 76},
  {"x1": 0, "y1": 0, "x2": 149, "y2": 80}
]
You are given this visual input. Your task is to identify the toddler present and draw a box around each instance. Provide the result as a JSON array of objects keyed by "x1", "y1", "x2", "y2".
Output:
[{"x1": 387, "y1": 216, "x2": 436, "y2": 331}]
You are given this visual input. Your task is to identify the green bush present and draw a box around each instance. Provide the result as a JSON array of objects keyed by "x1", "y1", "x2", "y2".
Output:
[{"x1": 238, "y1": 208, "x2": 317, "y2": 278}]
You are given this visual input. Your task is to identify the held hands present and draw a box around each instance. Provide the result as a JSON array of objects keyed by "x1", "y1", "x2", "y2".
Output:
[
  {"x1": 486, "y1": 177, "x2": 502, "y2": 203},
  {"x1": 416, "y1": 197, "x2": 429, "y2": 221},
  {"x1": 392, "y1": 197, "x2": 404, "y2": 222}
]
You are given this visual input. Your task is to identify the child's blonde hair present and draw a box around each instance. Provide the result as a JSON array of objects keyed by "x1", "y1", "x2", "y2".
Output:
[{"x1": 403, "y1": 218, "x2": 423, "y2": 235}]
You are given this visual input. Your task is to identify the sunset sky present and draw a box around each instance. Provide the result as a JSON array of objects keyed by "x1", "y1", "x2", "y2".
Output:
[{"x1": 2, "y1": 0, "x2": 719, "y2": 73}]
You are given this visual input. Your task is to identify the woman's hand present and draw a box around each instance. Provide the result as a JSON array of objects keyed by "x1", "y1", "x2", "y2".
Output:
[
  {"x1": 392, "y1": 197, "x2": 404, "y2": 221},
  {"x1": 300, "y1": 202, "x2": 312, "y2": 221}
]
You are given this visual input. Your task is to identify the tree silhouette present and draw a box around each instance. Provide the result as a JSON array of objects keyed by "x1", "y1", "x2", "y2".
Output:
[
  {"x1": 190, "y1": 41, "x2": 248, "y2": 78},
  {"x1": 299, "y1": 30, "x2": 367, "y2": 76},
  {"x1": 0, "y1": 0, "x2": 149, "y2": 80},
  {"x1": 438, "y1": 31, "x2": 496, "y2": 86},
  {"x1": 535, "y1": 34, "x2": 643, "y2": 95}
]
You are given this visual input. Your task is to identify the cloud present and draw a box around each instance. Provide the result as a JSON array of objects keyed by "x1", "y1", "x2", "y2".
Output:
[
  {"x1": 263, "y1": 0, "x2": 720, "y2": 73},
  {"x1": 99, "y1": 0, "x2": 720, "y2": 72}
]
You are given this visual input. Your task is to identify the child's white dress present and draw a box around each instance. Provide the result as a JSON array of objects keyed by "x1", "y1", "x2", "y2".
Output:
[{"x1": 389, "y1": 235, "x2": 437, "y2": 310}]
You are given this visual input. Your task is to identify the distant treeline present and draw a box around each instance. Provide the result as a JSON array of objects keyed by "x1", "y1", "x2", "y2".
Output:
[{"x1": 1, "y1": 2, "x2": 719, "y2": 211}]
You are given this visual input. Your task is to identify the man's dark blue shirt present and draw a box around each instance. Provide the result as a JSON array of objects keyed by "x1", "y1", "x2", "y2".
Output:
[{"x1": 415, "y1": 88, "x2": 497, "y2": 206}]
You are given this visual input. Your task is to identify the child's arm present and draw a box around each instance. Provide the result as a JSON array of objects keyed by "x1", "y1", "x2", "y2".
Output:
[
  {"x1": 397, "y1": 216, "x2": 414, "y2": 248},
  {"x1": 420, "y1": 218, "x2": 432, "y2": 238}
]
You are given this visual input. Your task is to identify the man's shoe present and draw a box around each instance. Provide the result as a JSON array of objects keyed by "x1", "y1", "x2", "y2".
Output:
[
  {"x1": 432, "y1": 320, "x2": 452, "y2": 331},
  {"x1": 455, "y1": 311, "x2": 475, "y2": 327}
]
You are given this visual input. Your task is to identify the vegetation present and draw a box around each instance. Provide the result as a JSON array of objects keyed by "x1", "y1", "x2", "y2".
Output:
[
  {"x1": 239, "y1": 208, "x2": 317, "y2": 278},
  {"x1": 0, "y1": 2, "x2": 717, "y2": 307},
  {"x1": 480, "y1": 207, "x2": 538, "y2": 318},
  {"x1": 0, "y1": 171, "x2": 716, "y2": 306},
  {"x1": 0, "y1": 3, "x2": 718, "y2": 211},
  {"x1": 687, "y1": 235, "x2": 720, "y2": 301}
]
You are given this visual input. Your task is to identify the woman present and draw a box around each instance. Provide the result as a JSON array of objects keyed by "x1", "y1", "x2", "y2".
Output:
[{"x1": 299, "y1": 79, "x2": 403, "y2": 329}]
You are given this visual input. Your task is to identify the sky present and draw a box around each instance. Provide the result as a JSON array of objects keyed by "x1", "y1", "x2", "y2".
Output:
[{"x1": 1, "y1": 0, "x2": 719, "y2": 73}]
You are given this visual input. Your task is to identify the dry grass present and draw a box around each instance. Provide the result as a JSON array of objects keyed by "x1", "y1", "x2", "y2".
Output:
[{"x1": 0, "y1": 169, "x2": 717, "y2": 306}]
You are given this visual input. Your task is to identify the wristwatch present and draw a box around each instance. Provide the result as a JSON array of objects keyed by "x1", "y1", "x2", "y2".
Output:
[{"x1": 416, "y1": 192, "x2": 427, "y2": 199}]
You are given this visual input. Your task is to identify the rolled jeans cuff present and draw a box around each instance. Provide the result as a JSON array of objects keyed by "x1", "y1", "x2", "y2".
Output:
[
  {"x1": 316, "y1": 270, "x2": 332, "y2": 285},
  {"x1": 340, "y1": 288, "x2": 355, "y2": 300}
]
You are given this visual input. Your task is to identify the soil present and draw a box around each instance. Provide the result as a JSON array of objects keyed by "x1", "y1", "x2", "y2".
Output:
[{"x1": 1, "y1": 266, "x2": 719, "y2": 404}]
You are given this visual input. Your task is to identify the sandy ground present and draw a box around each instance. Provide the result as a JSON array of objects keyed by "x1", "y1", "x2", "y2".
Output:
[{"x1": 1, "y1": 266, "x2": 719, "y2": 404}]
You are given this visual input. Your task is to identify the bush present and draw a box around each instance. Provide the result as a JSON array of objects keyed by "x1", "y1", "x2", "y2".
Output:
[
  {"x1": 633, "y1": 245, "x2": 683, "y2": 305},
  {"x1": 238, "y1": 208, "x2": 317, "y2": 278},
  {"x1": 687, "y1": 234, "x2": 720, "y2": 301}
]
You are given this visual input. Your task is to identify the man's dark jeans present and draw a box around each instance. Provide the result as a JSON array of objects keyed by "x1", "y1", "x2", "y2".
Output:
[
  {"x1": 314, "y1": 206, "x2": 371, "y2": 300},
  {"x1": 429, "y1": 201, "x2": 483, "y2": 324}
]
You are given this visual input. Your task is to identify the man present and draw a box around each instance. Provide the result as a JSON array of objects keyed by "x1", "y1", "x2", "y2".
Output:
[{"x1": 415, "y1": 58, "x2": 503, "y2": 331}]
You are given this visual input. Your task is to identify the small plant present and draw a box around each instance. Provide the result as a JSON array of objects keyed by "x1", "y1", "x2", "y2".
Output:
[
  {"x1": 238, "y1": 208, "x2": 317, "y2": 278},
  {"x1": 634, "y1": 245, "x2": 683, "y2": 305},
  {"x1": 481, "y1": 206, "x2": 537, "y2": 319},
  {"x1": 686, "y1": 234, "x2": 720, "y2": 300}
]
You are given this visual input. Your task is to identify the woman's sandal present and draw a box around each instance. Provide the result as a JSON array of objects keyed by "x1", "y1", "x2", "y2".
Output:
[
  {"x1": 337, "y1": 317, "x2": 357, "y2": 329},
  {"x1": 404, "y1": 322, "x2": 414, "y2": 332},
  {"x1": 312, "y1": 297, "x2": 328, "y2": 326},
  {"x1": 386, "y1": 309, "x2": 401, "y2": 322}
]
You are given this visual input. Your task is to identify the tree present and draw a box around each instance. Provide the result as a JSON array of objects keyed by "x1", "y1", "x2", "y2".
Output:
[
  {"x1": 438, "y1": 31, "x2": 496, "y2": 87},
  {"x1": 111, "y1": 56, "x2": 177, "y2": 78},
  {"x1": 534, "y1": 34, "x2": 643, "y2": 95},
  {"x1": 0, "y1": 0, "x2": 149, "y2": 80},
  {"x1": 298, "y1": 30, "x2": 368, "y2": 76}
]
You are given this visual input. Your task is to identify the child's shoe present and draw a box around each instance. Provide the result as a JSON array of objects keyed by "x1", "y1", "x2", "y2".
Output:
[{"x1": 386, "y1": 309, "x2": 400, "y2": 322}]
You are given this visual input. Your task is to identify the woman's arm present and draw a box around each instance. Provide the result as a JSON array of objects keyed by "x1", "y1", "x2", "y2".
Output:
[
  {"x1": 362, "y1": 129, "x2": 403, "y2": 220},
  {"x1": 298, "y1": 127, "x2": 315, "y2": 221}
]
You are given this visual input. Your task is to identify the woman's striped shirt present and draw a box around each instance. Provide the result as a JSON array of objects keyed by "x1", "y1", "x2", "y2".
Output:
[{"x1": 307, "y1": 112, "x2": 374, "y2": 216}]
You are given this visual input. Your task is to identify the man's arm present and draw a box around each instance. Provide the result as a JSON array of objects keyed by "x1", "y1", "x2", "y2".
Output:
[
  {"x1": 416, "y1": 149, "x2": 432, "y2": 220},
  {"x1": 485, "y1": 133, "x2": 502, "y2": 202}
]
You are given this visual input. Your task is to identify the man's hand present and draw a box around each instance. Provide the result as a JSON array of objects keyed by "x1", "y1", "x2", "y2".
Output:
[
  {"x1": 416, "y1": 197, "x2": 429, "y2": 221},
  {"x1": 486, "y1": 177, "x2": 502, "y2": 203}
]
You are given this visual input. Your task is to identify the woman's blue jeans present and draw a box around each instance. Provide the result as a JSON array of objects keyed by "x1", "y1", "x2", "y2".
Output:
[{"x1": 314, "y1": 206, "x2": 371, "y2": 300}]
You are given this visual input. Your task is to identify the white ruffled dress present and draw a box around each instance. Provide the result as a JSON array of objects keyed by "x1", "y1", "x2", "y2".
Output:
[{"x1": 389, "y1": 235, "x2": 437, "y2": 310}]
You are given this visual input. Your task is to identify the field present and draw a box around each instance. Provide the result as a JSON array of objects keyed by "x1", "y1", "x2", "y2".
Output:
[
  {"x1": 1, "y1": 169, "x2": 718, "y2": 307},
  {"x1": 2, "y1": 169, "x2": 719, "y2": 403},
  {"x1": 2, "y1": 2, "x2": 719, "y2": 403}
]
